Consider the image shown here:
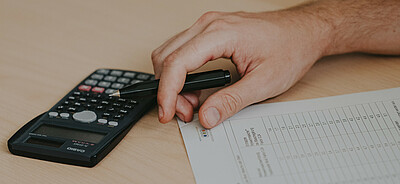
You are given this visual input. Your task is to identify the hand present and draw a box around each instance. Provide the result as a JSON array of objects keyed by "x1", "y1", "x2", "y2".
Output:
[{"x1": 151, "y1": 10, "x2": 331, "y2": 128}]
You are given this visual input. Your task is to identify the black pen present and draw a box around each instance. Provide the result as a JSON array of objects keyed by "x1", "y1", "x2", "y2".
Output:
[{"x1": 109, "y1": 69, "x2": 231, "y2": 98}]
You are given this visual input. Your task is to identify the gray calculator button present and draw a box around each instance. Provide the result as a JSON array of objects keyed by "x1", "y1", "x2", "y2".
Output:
[
  {"x1": 110, "y1": 70, "x2": 123, "y2": 76},
  {"x1": 91, "y1": 74, "x2": 104, "y2": 80},
  {"x1": 111, "y1": 83, "x2": 124, "y2": 89},
  {"x1": 98, "y1": 119, "x2": 107, "y2": 124},
  {"x1": 98, "y1": 81, "x2": 111, "y2": 88},
  {"x1": 73, "y1": 110, "x2": 97, "y2": 123},
  {"x1": 130, "y1": 79, "x2": 143, "y2": 85},
  {"x1": 104, "y1": 76, "x2": 117, "y2": 82},
  {"x1": 60, "y1": 113, "x2": 70, "y2": 119},
  {"x1": 97, "y1": 69, "x2": 109, "y2": 75},
  {"x1": 123, "y1": 72, "x2": 136, "y2": 78},
  {"x1": 105, "y1": 89, "x2": 117, "y2": 94},
  {"x1": 84, "y1": 79, "x2": 98, "y2": 86},
  {"x1": 108, "y1": 121, "x2": 118, "y2": 126},
  {"x1": 117, "y1": 77, "x2": 130, "y2": 84},
  {"x1": 136, "y1": 74, "x2": 150, "y2": 80},
  {"x1": 49, "y1": 112, "x2": 58, "y2": 118}
]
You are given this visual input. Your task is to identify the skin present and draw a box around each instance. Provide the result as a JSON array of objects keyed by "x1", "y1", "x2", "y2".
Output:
[{"x1": 151, "y1": 0, "x2": 400, "y2": 129}]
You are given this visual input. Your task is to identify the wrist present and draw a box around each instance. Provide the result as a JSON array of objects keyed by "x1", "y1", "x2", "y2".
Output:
[
  {"x1": 291, "y1": 0, "x2": 400, "y2": 56},
  {"x1": 277, "y1": 5, "x2": 336, "y2": 59},
  {"x1": 285, "y1": 1, "x2": 343, "y2": 57}
]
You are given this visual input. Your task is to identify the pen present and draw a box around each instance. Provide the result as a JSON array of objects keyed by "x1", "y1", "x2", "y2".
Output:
[{"x1": 109, "y1": 69, "x2": 231, "y2": 98}]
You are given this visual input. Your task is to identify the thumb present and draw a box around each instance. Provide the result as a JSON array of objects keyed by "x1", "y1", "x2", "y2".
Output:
[{"x1": 198, "y1": 74, "x2": 262, "y2": 128}]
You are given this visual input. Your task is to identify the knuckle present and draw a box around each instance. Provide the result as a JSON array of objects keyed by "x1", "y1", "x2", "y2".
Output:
[
  {"x1": 197, "y1": 11, "x2": 221, "y2": 24},
  {"x1": 206, "y1": 19, "x2": 230, "y2": 31},
  {"x1": 219, "y1": 93, "x2": 243, "y2": 114},
  {"x1": 151, "y1": 49, "x2": 161, "y2": 63},
  {"x1": 163, "y1": 52, "x2": 179, "y2": 67},
  {"x1": 234, "y1": 11, "x2": 246, "y2": 16}
]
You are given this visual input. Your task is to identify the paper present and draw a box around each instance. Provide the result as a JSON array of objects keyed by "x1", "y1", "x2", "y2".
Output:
[{"x1": 178, "y1": 87, "x2": 400, "y2": 184}]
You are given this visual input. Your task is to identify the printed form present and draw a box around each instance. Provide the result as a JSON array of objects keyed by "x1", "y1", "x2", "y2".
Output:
[{"x1": 178, "y1": 87, "x2": 400, "y2": 184}]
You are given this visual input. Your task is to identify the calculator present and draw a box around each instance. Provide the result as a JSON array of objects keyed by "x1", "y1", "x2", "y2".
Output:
[{"x1": 8, "y1": 69, "x2": 157, "y2": 167}]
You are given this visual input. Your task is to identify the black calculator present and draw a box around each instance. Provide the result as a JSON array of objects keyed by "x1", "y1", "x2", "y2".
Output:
[{"x1": 8, "y1": 69, "x2": 157, "y2": 167}]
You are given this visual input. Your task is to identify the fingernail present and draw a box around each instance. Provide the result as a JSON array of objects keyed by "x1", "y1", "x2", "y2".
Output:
[
  {"x1": 204, "y1": 107, "x2": 220, "y2": 127},
  {"x1": 158, "y1": 105, "x2": 164, "y2": 119},
  {"x1": 176, "y1": 112, "x2": 184, "y2": 121}
]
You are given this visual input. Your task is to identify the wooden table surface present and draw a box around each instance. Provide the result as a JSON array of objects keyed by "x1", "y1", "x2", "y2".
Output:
[{"x1": 0, "y1": 0, "x2": 399, "y2": 183}]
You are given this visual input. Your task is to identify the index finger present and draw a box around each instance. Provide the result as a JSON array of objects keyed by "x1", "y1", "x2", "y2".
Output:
[{"x1": 157, "y1": 31, "x2": 234, "y2": 123}]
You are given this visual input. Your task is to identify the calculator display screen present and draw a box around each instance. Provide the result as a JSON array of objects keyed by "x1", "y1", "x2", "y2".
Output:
[{"x1": 33, "y1": 124, "x2": 106, "y2": 143}]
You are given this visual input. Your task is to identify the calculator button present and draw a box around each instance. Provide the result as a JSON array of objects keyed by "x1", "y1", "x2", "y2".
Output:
[
  {"x1": 96, "y1": 69, "x2": 110, "y2": 75},
  {"x1": 84, "y1": 79, "x2": 98, "y2": 86},
  {"x1": 98, "y1": 81, "x2": 111, "y2": 88},
  {"x1": 104, "y1": 76, "x2": 117, "y2": 82},
  {"x1": 112, "y1": 103, "x2": 121, "y2": 107},
  {"x1": 91, "y1": 74, "x2": 104, "y2": 80},
  {"x1": 83, "y1": 92, "x2": 92, "y2": 97},
  {"x1": 68, "y1": 107, "x2": 77, "y2": 112},
  {"x1": 107, "y1": 107, "x2": 115, "y2": 112},
  {"x1": 111, "y1": 83, "x2": 124, "y2": 89},
  {"x1": 120, "y1": 109, "x2": 127, "y2": 114},
  {"x1": 124, "y1": 105, "x2": 133, "y2": 109},
  {"x1": 130, "y1": 79, "x2": 143, "y2": 85},
  {"x1": 68, "y1": 96, "x2": 76, "y2": 100},
  {"x1": 123, "y1": 72, "x2": 136, "y2": 78},
  {"x1": 108, "y1": 121, "x2": 118, "y2": 126},
  {"x1": 90, "y1": 99, "x2": 98, "y2": 103},
  {"x1": 49, "y1": 112, "x2": 58, "y2": 118},
  {"x1": 73, "y1": 110, "x2": 97, "y2": 123},
  {"x1": 117, "y1": 77, "x2": 130, "y2": 84},
  {"x1": 106, "y1": 96, "x2": 117, "y2": 101},
  {"x1": 79, "y1": 98, "x2": 87, "y2": 102},
  {"x1": 94, "y1": 94, "x2": 102, "y2": 99},
  {"x1": 57, "y1": 105, "x2": 64, "y2": 110},
  {"x1": 98, "y1": 119, "x2": 107, "y2": 124},
  {"x1": 92, "y1": 87, "x2": 105, "y2": 93},
  {"x1": 101, "y1": 101, "x2": 109, "y2": 105},
  {"x1": 117, "y1": 98, "x2": 126, "y2": 103},
  {"x1": 110, "y1": 70, "x2": 123, "y2": 76},
  {"x1": 136, "y1": 74, "x2": 150, "y2": 80},
  {"x1": 73, "y1": 91, "x2": 82, "y2": 96},
  {"x1": 103, "y1": 112, "x2": 111, "y2": 117},
  {"x1": 105, "y1": 89, "x2": 117, "y2": 94},
  {"x1": 60, "y1": 113, "x2": 70, "y2": 119},
  {"x1": 96, "y1": 106, "x2": 104, "y2": 110},
  {"x1": 128, "y1": 100, "x2": 138, "y2": 104},
  {"x1": 74, "y1": 102, "x2": 81, "y2": 106},
  {"x1": 64, "y1": 101, "x2": 70, "y2": 105},
  {"x1": 114, "y1": 115, "x2": 122, "y2": 119},
  {"x1": 78, "y1": 85, "x2": 92, "y2": 92}
]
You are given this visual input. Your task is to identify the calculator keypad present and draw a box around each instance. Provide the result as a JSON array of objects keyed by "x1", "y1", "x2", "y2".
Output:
[
  {"x1": 51, "y1": 69, "x2": 153, "y2": 128},
  {"x1": 104, "y1": 76, "x2": 117, "y2": 82},
  {"x1": 98, "y1": 81, "x2": 111, "y2": 88}
]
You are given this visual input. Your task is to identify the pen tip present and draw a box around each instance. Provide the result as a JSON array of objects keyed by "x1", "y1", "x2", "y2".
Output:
[{"x1": 109, "y1": 91, "x2": 120, "y2": 97}]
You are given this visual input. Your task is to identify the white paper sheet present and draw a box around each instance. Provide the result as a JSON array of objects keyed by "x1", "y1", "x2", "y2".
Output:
[{"x1": 178, "y1": 87, "x2": 400, "y2": 184}]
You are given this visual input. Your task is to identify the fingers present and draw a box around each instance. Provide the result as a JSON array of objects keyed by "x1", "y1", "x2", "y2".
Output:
[
  {"x1": 181, "y1": 91, "x2": 201, "y2": 109},
  {"x1": 152, "y1": 11, "x2": 223, "y2": 78},
  {"x1": 174, "y1": 91, "x2": 201, "y2": 122},
  {"x1": 157, "y1": 31, "x2": 234, "y2": 123},
  {"x1": 175, "y1": 95, "x2": 194, "y2": 122},
  {"x1": 198, "y1": 72, "x2": 267, "y2": 128},
  {"x1": 152, "y1": 29, "x2": 192, "y2": 78}
]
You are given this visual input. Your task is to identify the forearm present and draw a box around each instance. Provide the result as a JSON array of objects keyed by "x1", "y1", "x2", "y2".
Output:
[{"x1": 291, "y1": 0, "x2": 400, "y2": 56}]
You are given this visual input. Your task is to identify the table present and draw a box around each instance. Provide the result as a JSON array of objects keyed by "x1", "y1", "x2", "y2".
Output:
[{"x1": 0, "y1": 0, "x2": 399, "y2": 183}]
